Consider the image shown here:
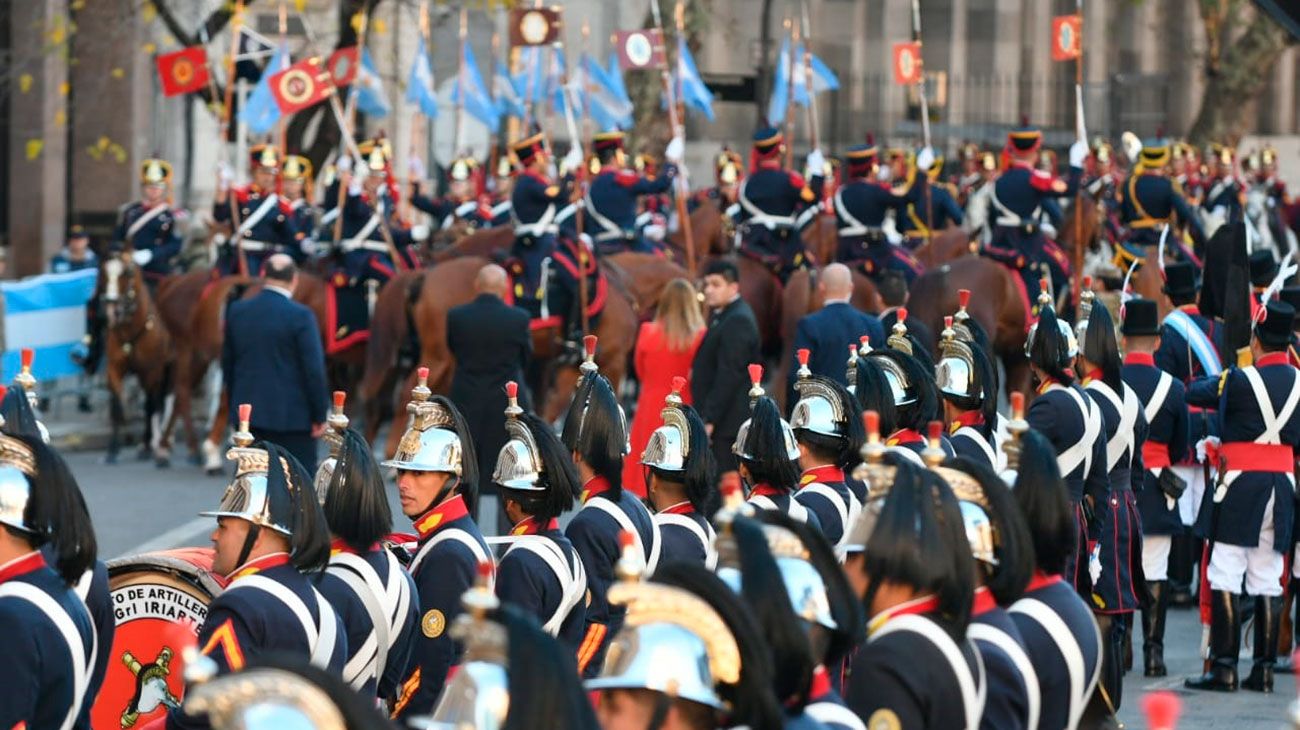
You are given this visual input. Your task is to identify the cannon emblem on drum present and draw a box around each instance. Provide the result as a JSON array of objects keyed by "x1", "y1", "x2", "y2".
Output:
[{"x1": 120, "y1": 648, "x2": 181, "y2": 728}]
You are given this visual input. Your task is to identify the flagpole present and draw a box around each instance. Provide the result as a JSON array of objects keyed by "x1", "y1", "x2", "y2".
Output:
[
  {"x1": 275, "y1": 0, "x2": 288, "y2": 154},
  {"x1": 661, "y1": 0, "x2": 698, "y2": 276},
  {"x1": 799, "y1": 0, "x2": 819, "y2": 152},
  {"x1": 782, "y1": 17, "x2": 797, "y2": 168},
  {"x1": 908, "y1": 0, "x2": 934, "y2": 236},
  {"x1": 454, "y1": 7, "x2": 467, "y2": 157},
  {"x1": 405, "y1": 0, "x2": 430, "y2": 224},
  {"x1": 1072, "y1": 0, "x2": 1086, "y2": 310},
  {"x1": 554, "y1": 31, "x2": 589, "y2": 338},
  {"x1": 222, "y1": 0, "x2": 249, "y2": 277}
]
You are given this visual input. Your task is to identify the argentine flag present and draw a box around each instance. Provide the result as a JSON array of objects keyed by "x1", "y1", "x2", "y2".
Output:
[
  {"x1": 239, "y1": 43, "x2": 290, "y2": 134},
  {"x1": 355, "y1": 48, "x2": 390, "y2": 118},
  {"x1": 675, "y1": 37, "x2": 715, "y2": 121},
  {"x1": 406, "y1": 38, "x2": 439, "y2": 118}
]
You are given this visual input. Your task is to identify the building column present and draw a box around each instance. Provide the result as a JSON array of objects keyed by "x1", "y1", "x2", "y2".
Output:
[{"x1": 7, "y1": 0, "x2": 68, "y2": 278}]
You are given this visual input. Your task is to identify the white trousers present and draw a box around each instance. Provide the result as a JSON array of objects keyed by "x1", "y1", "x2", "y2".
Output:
[
  {"x1": 1207, "y1": 495, "x2": 1284, "y2": 596},
  {"x1": 1142, "y1": 535, "x2": 1172, "y2": 581},
  {"x1": 1173, "y1": 465, "x2": 1207, "y2": 527}
]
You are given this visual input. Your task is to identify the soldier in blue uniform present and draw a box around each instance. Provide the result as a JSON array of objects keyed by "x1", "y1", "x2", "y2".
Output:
[
  {"x1": 866, "y1": 314, "x2": 955, "y2": 463},
  {"x1": 213, "y1": 145, "x2": 298, "y2": 276},
  {"x1": 689, "y1": 147, "x2": 744, "y2": 212},
  {"x1": 117, "y1": 158, "x2": 184, "y2": 279},
  {"x1": 734, "y1": 367, "x2": 822, "y2": 532},
  {"x1": 1024, "y1": 293, "x2": 1109, "y2": 597},
  {"x1": 582, "y1": 130, "x2": 679, "y2": 255},
  {"x1": 897, "y1": 150, "x2": 964, "y2": 250},
  {"x1": 313, "y1": 425, "x2": 418, "y2": 702},
  {"x1": 1007, "y1": 429, "x2": 1104, "y2": 730},
  {"x1": 508, "y1": 132, "x2": 584, "y2": 336},
  {"x1": 383, "y1": 376, "x2": 490, "y2": 720},
  {"x1": 936, "y1": 309, "x2": 1000, "y2": 470},
  {"x1": 789, "y1": 351, "x2": 865, "y2": 549},
  {"x1": 1119, "y1": 298, "x2": 1190, "y2": 678},
  {"x1": 333, "y1": 141, "x2": 425, "y2": 287},
  {"x1": 942, "y1": 455, "x2": 1038, "y2": 730},
  {"x1": 731, "y1": 127, "x2": 825, "y2": 282},
  {"x1": 0, "y1": 429, "x2": 98, "y2": 730},
  {"x1": 1185, "y1": 299, "x2": 1300, "y2": 694},
  {"x1": 1113, "y1": 137, "x2": 1205, "y2": 269},
  {"x1": 977, "y1": 123, "x2": 1085, "y2": 309},
  {"x1": 280, "y1": 155, "x2": 318, "y2": 263},
  {"x1": 830, "y1": 139, "x2": 926, "y2": 284},
  {"x1": 1076, "y1": 299, "x2": 1146, "y2": 715},
  {"x1": 491, "y1": 383, "x2": 588, "y2": 649},
  {"x1": 167, "y1": 411, "x2": 346, "y2": 729},
  {"x1": 841, "y1": 457, "x2": 986, "y2": 729},
  {"x1": 641, "y1": 376, "x2": 719, "y2": 569},
  {"x1": 561, "y1": 350, "x2": 661, "y2": 677},
  {"x1": 410, "y1": 155, "x2": 500, "y2": 234},
  {"x1": 1201, "y1": 143, "x2": 1244, "y2": 226}
]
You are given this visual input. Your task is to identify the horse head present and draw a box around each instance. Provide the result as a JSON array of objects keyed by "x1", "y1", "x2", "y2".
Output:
[{"x1": 101, "y1": 250, "x2": 140, "y2": 327}]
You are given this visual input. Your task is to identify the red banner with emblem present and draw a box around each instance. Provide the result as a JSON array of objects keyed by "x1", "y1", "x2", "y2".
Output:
[
  {"x1": 269, "y1": 57, "x2": 334, "y2": 115},
  {"x1": 327, "y1": 46, "x2": 359, "y2": 87},
  {"x1": 892, "y1": 42, "x2": 923, "y2": 86},
  {"x1": 156, "y1": 46, "x2": 210, "y2": 97},
  {"x1": 1052, "y1": 15, "x2": 1082, "y2": 61},
  {"x1": 615, "y1": 29, "x2": 666, "y2": 71}
]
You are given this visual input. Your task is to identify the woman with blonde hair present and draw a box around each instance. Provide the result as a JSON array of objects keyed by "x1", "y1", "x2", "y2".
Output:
[{"x1": 622, "y1": 278, "x2": 707, "y2": 495}]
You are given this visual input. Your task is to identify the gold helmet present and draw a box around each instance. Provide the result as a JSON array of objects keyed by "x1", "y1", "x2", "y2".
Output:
[
  {"x1": 249, "y1": 144, "x2": 281, "y2": 171},
  {"x1": 380, "y1": 368, "x2": 464, "y2": 474},
  {"x1": 140, "y1": 158, "x2": 173, "y2": 185}
]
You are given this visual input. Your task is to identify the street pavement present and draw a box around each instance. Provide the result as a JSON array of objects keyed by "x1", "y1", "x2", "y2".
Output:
[{"x1": 65, "y1": 445, "x2": 1298, "y2": 728}]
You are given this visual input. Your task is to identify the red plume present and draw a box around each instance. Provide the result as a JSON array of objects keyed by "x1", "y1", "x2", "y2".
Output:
[
  {"x1": 944, "y1": 315, "x2": 953, "y2": 329},
  {"x1": 584, "y1": 335, "x2": 598, "y2": 358},
  {"x1": 864, "y1": 410, "x2": 879, "y2": 437},
  {"x1": 1010, "y1": 391, "x2": 1024, "y2": 417},
  {"x1": 897, "y1": 307, "x2": 908, "y2": 323},
  {"x1": 332, "y1": 391, "x2": 346, "y2": 409},
  {"x1": 417, "y1": 366, "x2": 429, "y2": 382},
  {"x1": 958, "y1": 289, "x2": 971, "y2": 308},
  {"x1": 20, "y1": 348, "x2": 32, "y2": 369},
  {"x1": 505, "y1": 381, "x2": 518, "y2": 399},
  {"x1": 866, "y1": 132, "x2": 875, "y2": 147},
  {"x1": 748, "y1": 363, "x2": 763, "y2": 384},
  {"x1": 797, "y1": 348, "x2": 810, "y2": 366},
  {"x1": 238, "y1": 403, "x2": 252, "y2": 423},
  {"x1": 1141, "y1": 691, "x2": 1180, "y2": 730},
  {"x1": 927, "y1": 420, "x2": 942, "y2": 441},
  {"x1": 671, "y1": 376, "x2": 686, "y2": 393}
]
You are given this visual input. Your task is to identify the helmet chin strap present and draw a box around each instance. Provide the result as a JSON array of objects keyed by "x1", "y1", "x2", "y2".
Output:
[
  {"x1": 416, "y1": 475, "x2": 461, "y2": 517},
  {"x1": 233, "y1": 523, "x2": 262, "y2": 575},
  {"x1": 645, "y1": 693, "x2": 672, "y2": 730}
]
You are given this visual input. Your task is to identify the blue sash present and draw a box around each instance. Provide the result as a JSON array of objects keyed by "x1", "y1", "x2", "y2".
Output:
[{"x1": 1163, "y1": 310, "x2": 1221, "y2": 376}]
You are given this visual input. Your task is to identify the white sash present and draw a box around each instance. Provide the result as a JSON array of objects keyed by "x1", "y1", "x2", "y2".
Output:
[
  {"x1": 653, "y1": 512, "x2": 719, "y2": 570},
  {"x1": 1242, "y1": 366, "x2": 1300, "y2": 445},
  {"x1": 584, "y1": 185, "x2": 627, "y2": 241},
  {"x1": 502, "y1": 536, "x2": 588, "y2": 635},
  {"x1": 953, "y1": 426, "x2": 998, "y2": 468},
  {"x1": 747, "y1": 493, "x2": 811, "y2": 523},
  {"x1": 990, "y1": 184, "x2": 1040, "y2": 227},
  {"x1": 1143, "y1": 372, "x2": 1174, "y2": 425},
  {"x1": 738, "y1": 179, "x2": 795, "y2": 229},
  {"x1": 1010, "y1": 596, "x2": 1101, "y2": 730},
  {"x1": 328, "y1": 552, "x2": 407, "y2": 690},
  {"x1": 0, "y1": 582, "x2": 92, "y2": 730},
  {"x1": 805, "y1": 700, "x2": 867, "y2": 730},
  {"x1": 343, "y1": 200, "x2": 384, "y2": 250},
  {"x1": 227, "y1": 575, "x2": 338, "y2": 669},
  {"x1": 410, "y1": 528, "x2": 495, "y2": 589},
  {"x1": 798, "y1": 483, "x2": 862, "y2": 551},
  {"x1": 969, "y1": 621, "x2": 1041, "y2": 730},
  {"x1": 235, "y1": 193, "x2": 280, "y2": 238},
  {"x1": 1085, "y1": 381, "x2": 1139, "y2": 472},
  {"x1": 585, "y1": 498, "x2": 662, "y2": 576},
  {"x1": 873, "y1": 614, "x2": 984, "y2": 730},
  {"x1": 125, "y1": 204, "x2": 168, "y2": 242},
  {"x1": 833, "y1": 188, "x2": 874, "y2": 237},
  {"x1": 513, "y1": 203, "x2": 558, "y2": 237},
  {"x1": 1048, "y1": 384, "x2": 1102, "y2": 478}
]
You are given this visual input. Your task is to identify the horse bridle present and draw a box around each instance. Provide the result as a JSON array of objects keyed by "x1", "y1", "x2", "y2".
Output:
[{"x1": 102, "y1": 255, "x2": 157, "y2": 352}]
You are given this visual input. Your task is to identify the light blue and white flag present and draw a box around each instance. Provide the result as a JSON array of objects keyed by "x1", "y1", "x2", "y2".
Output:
[
  {"x1": 239, "y1": 43, "x2": 290, "y2": 134},
  {"x1": 354, "y1": 48, "x2": 390, "y2": 118},
  {"x1": 451, "y1": 42, "x2": 501, "y2": 128},
  {"x1": 675, "y1": 36, "x2": 714, "y2": 121},
  {"x1": 2, "y1": 269, "x2": 98, "y2": 381},
  {"x1": 405, "y1": 38, "x2": 439, "y2": 118}
]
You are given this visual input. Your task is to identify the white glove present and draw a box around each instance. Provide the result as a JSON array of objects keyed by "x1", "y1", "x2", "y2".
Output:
[
  {"x1": 217, "y1": 162, "x2": 233, "y2": 188},
  {"x1": 916, "y1": 147, "x2": 935, "y2": 172},
  {"x1": 300, "y1": 239, "x2": 319, "y2": 257},
  {"x1": 131, "y1": 249, "x2": 153, "y2": 266},
  {"x1": 411, "y1": 224, "x2": 430, "y2": 242},
  {"x1": 337, "y1": 155, "x2": 353, "y2": 174},
  {"x1": 1069, "y1": 140, "x2": 1088, "y2": 168},
  {"x1": 561, "y1": 147, "x2": 584, "y2": 176},
  {"x1": 408, "y1": 156, "x2": 426, "y2": 180},
  {"x1": 1088, "y1": 541, "x2": 1102, "y2": 586},
  {"x1": 805, "y1": 148, "x2": 826, "y2": 175},
  {"x1": 643, "y1": 223, "x2": 666, "y2": 242},
  {"x1": 664, "y1": 136, "x2": 685, "y2": 164},
  {"x1": 347, "y1": 176, "x2": 363, "y2": 196}
]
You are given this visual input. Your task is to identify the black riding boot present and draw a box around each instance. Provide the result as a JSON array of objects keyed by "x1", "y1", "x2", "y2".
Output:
[
  {"x1": 1243, "y1": 595, "x2": 1281, "y2": 692},
  {"x1": 1186, "y1": 590, "x2": 1241, "y2": 691},
  {"x1": 1168, "y1": 533, "x2": 1195, "y2": 607},
  {"x1": 1280, "y1": 580, "x2": 1299, "y2": 674},
  {"x1": 1143, "y1": 580, "x2": 1169, "y2": 677}
]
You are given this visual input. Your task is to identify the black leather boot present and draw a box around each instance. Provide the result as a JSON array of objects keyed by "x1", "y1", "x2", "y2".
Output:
[
  {"x1": 1280, "y1": 581, "x2": 1299, "y2": 674},
  {"x1": 1143, "y1": 580, "x2": 1169, "y2": 677},
  {"x1": 1186, "y1": 590, "x2": 1240, "y2": 691},
  {"x1": 1168, "y1": 533, "x2": 1195, "y2": 607},
  {"x1": 1243, "y1": 595, "x2": 1281, "y2": 692}
]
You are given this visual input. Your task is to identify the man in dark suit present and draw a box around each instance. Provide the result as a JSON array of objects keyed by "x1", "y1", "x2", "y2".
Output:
[
  {"x1": 222, "y1": 254, "x2": 327, "y2": 472},
  {"x1": 787, "y1": 262, "x2": 884, "y2": 404},
  {"x1": 448, "y1": 263, "x2": 532, "y2": 530},
  {"x1": 691, "y1": 259, "x2": 761, "y2": 490}
]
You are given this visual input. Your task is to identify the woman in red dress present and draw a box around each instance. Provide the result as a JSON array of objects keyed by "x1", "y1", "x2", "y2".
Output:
[{"x1": 623, "y1": 278, "x2": 706, "y2": 495}]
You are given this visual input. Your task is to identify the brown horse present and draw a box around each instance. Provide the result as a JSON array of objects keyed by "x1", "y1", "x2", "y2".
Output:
[
  {"x1": 665, "y1": 199, "x2": 735, "y2": 272},
  {"x1": 430, "y1": 225, "x2": 514, "y2": 263},
  {"x1": 912, "y1": 226, "x2": 975, "y2": 269},
  {"x1": 363, "y1": 255, "x2": 640, "y2": 457},
  {"x1": 98, "y1": 251, "x2": 175, "y2": 465}
]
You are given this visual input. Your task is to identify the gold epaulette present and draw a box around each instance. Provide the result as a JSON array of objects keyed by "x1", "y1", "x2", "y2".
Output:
[
  {"x1": 1217, "y1": 370, "x2": 1230, "y2": 397},
  {"x1": 1236, "y1": 346, "x2": 1253, "y2": 369}
]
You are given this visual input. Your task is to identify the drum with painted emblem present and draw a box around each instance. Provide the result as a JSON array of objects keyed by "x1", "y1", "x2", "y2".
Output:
[{"x1": 91, "y1": 548, "x2": 224, "y2": 729}]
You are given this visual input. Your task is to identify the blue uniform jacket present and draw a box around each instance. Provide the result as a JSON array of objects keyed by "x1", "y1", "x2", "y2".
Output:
[
  {"x1": 990, "y1": 165, "x2": 1082, "y2": 227},
  {"x1": 0, "y1": 552, "x2": 96, "y2": 730},
  {"x1": 970, "y1": 593, "x2": 1033, "y2": 730},
  {"x1": 747, "y1": 488, "x2": 825, "y2": 534},
  {"x1": 833, "y1": 177, "x2": 920, "y2": 230},
  {"x1": 1123, "y1": 354, "x2": 1190, "y2": 535},
  {"x1": 213, "y1": 188, "x2": 297, "y2": 275},
  {"x1": 512, "y1": 170, "x2": 570, "y2": 232},
  {"x1": 495, "y1": 523, "x2": 587, "y2": 650},
  {"x1": 1201, "y1": 175, "x2": 1243, "y2": 223},
  {"x1": 396, "y1": 496, "x2": 489, "y2": 720},
  {"x1": 334, "y1": 187, "x2": 417, "y2": 281},
  {"x1": 653, "y1": 505, "x2": 716, "y2": 569},
  {"x1": 566, "y1": 480, "x2": 660, "y2": 678},
  {"x1": 1027, "y1": 383, "x2": 1109, "y2": 506},
  {"x1": 1186, "y1": 352, "x2": 1300, "y2": 548},
  {"x1": 793, "y1": 466, "x2": 860, "y2": 548},
  {"x1": 317, "y1": 544, "x2": 419, "y2": 700},
  {"x1": 115, "y1": 202, "x2": 182, "y2": 277},
  {"x1": 584, "y1": 165, "x2": 675, "y2": 243},
  {"x1": 1009, "y1": 575, "x2": 1102, "y2": 730},
  {"x1": 1119, "y1": 173, "x2": 1205, "y2": 244},
  {"x1": 788, "y1": 301, "x2": 885, "y2": 403},
  {"x1": 168, "y1": 554, "x2": 347, "y2": 730},
  {"x1": 222, "y1": 289, "x2": 328, "y2": 433},
  {"x1": 949, "y1": 418, "x2": 998, "y2": 470},
  {"x1": 898, "y1": 182, "x2": 965, "y2": 237}
]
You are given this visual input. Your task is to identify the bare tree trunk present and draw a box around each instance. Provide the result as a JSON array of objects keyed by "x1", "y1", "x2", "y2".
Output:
[
  {"x1": 625, "y1": 0, "x2": 711, "y2": 154},
  {"x1": 1187, "y1": 2, "x2": 1295, "y2": 145}
]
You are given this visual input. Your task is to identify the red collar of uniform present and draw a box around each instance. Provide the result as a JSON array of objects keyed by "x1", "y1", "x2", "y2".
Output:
[
  {"x1": 949, "y1": 411, "x2": 985, "y2": 433},
  {"x1": 800, "y1": 465, "x2": 845, "y2": 486},
  {"x1": 809, "y1": 665, "x2": 832, "y2": 701},
  {"x1": 750, "y1": 483, "x2": 786, "y2": 498},
  {"x1": 228, "y1": 552, "x2": 291, "y2": 581},
  {"x1": 413, "y1": 494, "x2": 470, "y2": 539},
  {"x1": 1124, "y1": 352, "x2": 1156, "y2": 367},
  {"x1": 757, "y1": 159, "x2": 782, "y2": 170},
  {"x1": 599, "y1": 165, "x2": 621, "y2": 174},
  {"x1": 1258, "y1": 352, "x2": 1291, "y2": 368},
  {"x1": 1178, "y1": 305, "x2": 1200, "y2": 316},
  {"x1": 972, "y1": 586, "x2": 999, "y2": 616},
  {"x1": 660, "y1": 501, "x2": 696, "y2": 515},
  {"x1": 886, "y1": 428, "x2": 925, "y2": 446},
  {"x1": 1036, "y1": 377, "x2": 1061, "y2": 395},
  {"x1": 1026, "y1": 570, "x2": 1063, "y2": 592},
  {"x1": 329, "y1": 538, "x2": 379, "y2": 556},
  {"x1": 510, "y1": 516, "x2": 559, "y2": 536},
  {"x1": 521, "y1": 170, "x2": 551, "y2": 185},
  {"x1": 581, "y1": 476, "x2": 613, "y2": 504},
  {"x1": 869, "y1": 593, "x2": 941, "y2": 635},
  {"x1": 0, "y1": 551, "x2": 45, "y2": 584},
  {"x1": 1081, "y1": 368, "x2": 1104, "y2": 386}
]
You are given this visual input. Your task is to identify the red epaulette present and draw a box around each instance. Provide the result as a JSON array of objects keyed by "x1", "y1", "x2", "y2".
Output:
[
  {"x1": 614, "y1": 170, "x2": 640, "y2": 187},
  {"x1": 787, "y1": 171, "x2": 807, "y2": 188},
  {"x1": 1029, "y1": 169, "x2": 1067, "y2": 194},
  {"x1": 277, "y1": 198, "x2": 295, "y2": 215}
]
